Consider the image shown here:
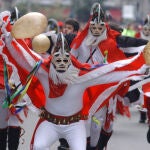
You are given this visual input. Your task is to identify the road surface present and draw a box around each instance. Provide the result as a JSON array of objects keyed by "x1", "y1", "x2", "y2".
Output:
[{"x1": 18, "y1": 106, "x2": 150, "y2": 150}]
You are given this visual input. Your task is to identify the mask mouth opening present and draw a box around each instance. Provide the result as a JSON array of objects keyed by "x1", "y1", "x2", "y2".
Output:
[
  {"x1": 52, "y1": 53, "x2": 71, "y2": 73},
  {"x1": 52, "y1": 63, "x2": 71, "y2": 73},
  {"x1": 90, "y1": 21, "x2": 105, "y2": 26},
  {"x1": 56, "y1": 70, "x2": 66, "y2": 73}
]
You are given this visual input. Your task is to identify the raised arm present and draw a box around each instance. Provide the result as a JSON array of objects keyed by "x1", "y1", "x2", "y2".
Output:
[
  {"x1": 4, "y1": 33, "x2": 41, "y2": 72},
  {"x1": 73, "y1": 53, "x2": 148, "y2": 88},
  {"x1": 0, "y1": 11, "x2": 46, "y2": 72}
]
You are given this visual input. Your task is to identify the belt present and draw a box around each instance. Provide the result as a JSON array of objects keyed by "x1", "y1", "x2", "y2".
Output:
[{"x1": 40, "y1": 107, "x2": 88, "y2": 125}]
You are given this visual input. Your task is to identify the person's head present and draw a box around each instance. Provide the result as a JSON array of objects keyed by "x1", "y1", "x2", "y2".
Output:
[
  {"x1": 51, "y1": 32, "x2": 71, "y2": 73},
  {"x1": 47, "y1": 18, "x2": 59, "y2": 34},
  {"x1": 50, "y1": 32, "x2": 80, "y2": 85},
  {"x1": 10, "y1": 6, "x2": 19, "y2": 25},
  {"x1": 142, "y1": 15, "x2": 150, "y2": 37},
  {"x1": 63, "y1": 18, "x2": 80, "y2": 34},
  {"x1": 89, "y1": 2, "x2": 106, "y2": 36}
]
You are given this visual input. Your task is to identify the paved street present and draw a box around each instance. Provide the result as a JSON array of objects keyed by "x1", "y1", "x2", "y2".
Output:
[
  {"x1": 18, "y1": 106, "x2": 150, "y2": 150},
  {"x1": 107, "y1": 106, "x2": 150, "y2": 150}
]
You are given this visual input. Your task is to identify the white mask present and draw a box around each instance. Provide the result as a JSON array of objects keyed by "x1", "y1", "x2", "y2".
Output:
[
  {"x1": 52, "y1": 51, "x2": 71, "y2": 73},
  {"x1": 89, "y1": 22, "x2": 106, "y2": 36},
  {"x1": 142, "y1": 25, "x2": 150, "y2": 37},
  {"x1": 51, "y1": 33, "x2": 71, "y2": 73}
]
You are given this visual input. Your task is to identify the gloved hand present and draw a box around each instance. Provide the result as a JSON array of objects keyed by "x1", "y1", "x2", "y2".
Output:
[{"x1": 147, "y1": 126, "x2": 150, "y2": 143}]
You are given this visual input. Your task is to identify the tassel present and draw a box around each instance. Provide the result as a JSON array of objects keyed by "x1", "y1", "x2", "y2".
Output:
[
  {"x1": 6, "y1": 106, "x2": 24, "y2": 124},
  {"x1": 15, "y1": 114, "x2": 24, "y2": 124},
  {"x1": 92, "y1": 116, "x2": 100, "y2": 126},
  {"x1": 103, "y1": 50, "x2": 108, "y2": 64},
  {"x1": 123, "y1": 106, "x2": 131, "y2": 118},
  {"x1": 23, "y1": 106, "x2": 29, "y2": 118},
  {"x1": 9, "y1": 104, "x2": 16, "y2": 114},
  {"x1": 104, "y1": 112, "x2": 114, "y2": 130}
]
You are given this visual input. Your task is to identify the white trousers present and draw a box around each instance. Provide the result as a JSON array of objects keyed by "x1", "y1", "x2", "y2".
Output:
[
  {"x1": 33, "y1": 120, "x2": 86, "y2": 150},
  {"x1": 89, "y1": 106, "x2": 113, "y2": 147}
]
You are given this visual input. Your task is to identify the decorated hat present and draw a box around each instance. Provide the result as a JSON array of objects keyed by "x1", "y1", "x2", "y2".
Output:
[
  {"x1": 52, "y1": 32, "x2": 70, "y2": 54},
  {"x1": 90, "y1": 2, "x2": 105, "y2": 24},
  {"x1": 47, "y1": 18, "x2": 59, "y2": 33},
  {"x1": 144, "y1": 14, "x2": 150, "y2": 26}
]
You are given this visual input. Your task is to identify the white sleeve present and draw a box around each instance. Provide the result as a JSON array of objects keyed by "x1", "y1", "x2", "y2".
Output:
[
  {"x1": 4, "y1": 33, "x2": 42, "y2": 72},
  {"x1": 70, "y1": 48, "x2": 78, "y2": 58}
]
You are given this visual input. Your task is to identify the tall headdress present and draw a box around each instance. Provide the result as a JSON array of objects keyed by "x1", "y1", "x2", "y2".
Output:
[
  {"x1": 144, "y1": 15, "x2": 150, "y2": 27},
  {"x1": 90, "y1": 2, "x2": 105, "y2": 24},
  {"x1": 51, "y1": 32, "x2": 71, "y2": 73},
  {"x1": 52, "y1": 32, "x2": 70, "y2": 54}
]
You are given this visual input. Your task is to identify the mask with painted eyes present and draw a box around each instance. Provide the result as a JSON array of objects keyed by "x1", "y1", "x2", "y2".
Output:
[
  {"x1": 143, "y1": 15, "x2": 150, "y2": 36},
  {"x1": 143, "y1": 26, "x2": 150, "y2": 36},
  {"x1": 89, "y1": 2, "x2": 106, "y2": 36},
  {"x1": 89, "y1": 22, "x2": 106, "y2": 36},
  {"x1": 51, "y1": 32, "x2": 71, "y2": 73},
  {"x1": 52, "y1": 51, "x2": 71, "y2": 73}
]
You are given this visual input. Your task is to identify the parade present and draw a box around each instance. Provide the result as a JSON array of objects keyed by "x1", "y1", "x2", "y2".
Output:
[{"x1": 0, "y1": 0, "x2": 150, "y2": 150}]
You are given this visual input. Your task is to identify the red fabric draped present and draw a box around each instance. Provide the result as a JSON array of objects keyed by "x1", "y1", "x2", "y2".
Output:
[
  {"x1": 81, "y1": 80, "x2": 130, "y2": 116},
  {"x1": 0, "y1": 55, "x2": 13, "y2": 89},
  {"x1": 49, "y1": 78, "x2": 67, "y2": 98},
  {"x1": 3, "y1": 45, "x2": 46, "y2": 108}
]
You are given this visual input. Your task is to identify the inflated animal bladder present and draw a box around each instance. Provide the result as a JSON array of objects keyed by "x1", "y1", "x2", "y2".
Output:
[{"x1": 11, "y1": 12, "x2": 48, "y2": 39}]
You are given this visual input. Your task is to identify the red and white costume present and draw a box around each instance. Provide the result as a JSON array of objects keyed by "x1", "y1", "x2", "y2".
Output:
[
  {"x1": 0, "y1": 11, "x2": 30, "y2": 150},
  {"x1": 1, "y1": 11, "x2": 150, "y2": 150},
  {"x1": 70, "y1": 20, "x2": 148, "y2": 147},
  {"x1": 0, "y1": 11, "x2": 23, "y2": 130}
]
